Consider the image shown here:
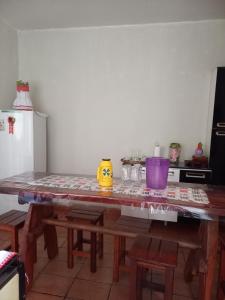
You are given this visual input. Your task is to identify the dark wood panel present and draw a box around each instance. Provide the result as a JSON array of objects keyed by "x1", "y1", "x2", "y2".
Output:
[{"x1": 212, "y1": 67, "x2": 225, "y2": 128}]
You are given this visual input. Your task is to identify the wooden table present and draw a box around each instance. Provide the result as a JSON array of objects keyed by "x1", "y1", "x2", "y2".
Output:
[{"x1": 0, "y1": 172, "x2": 225, "y2": 299}]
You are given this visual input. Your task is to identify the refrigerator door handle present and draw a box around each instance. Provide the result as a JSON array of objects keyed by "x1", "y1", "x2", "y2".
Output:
[
  {"x1": 216, "y1": 131, "x2": 225, "y2": 136},
  {"x1": 217, "y1": 122, "x2": 225, "y2": 127}
]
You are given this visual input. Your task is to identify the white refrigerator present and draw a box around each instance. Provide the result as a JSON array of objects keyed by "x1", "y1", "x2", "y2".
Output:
[{"x1": 0, "y1": 110, "x2": 47, "y2": 213}]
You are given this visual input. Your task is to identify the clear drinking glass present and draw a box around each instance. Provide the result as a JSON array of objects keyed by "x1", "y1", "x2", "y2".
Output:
[
  {"x1": 121, "y1": 164, "x2": 131, "y2": 181},
  {"x1": 130, "y1": 164, "x2": 142, "y2": 182}
]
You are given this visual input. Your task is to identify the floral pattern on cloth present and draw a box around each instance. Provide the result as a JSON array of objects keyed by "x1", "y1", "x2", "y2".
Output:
[{"x1": 28, "y1": 175, "x2": 209, "y2": 205}]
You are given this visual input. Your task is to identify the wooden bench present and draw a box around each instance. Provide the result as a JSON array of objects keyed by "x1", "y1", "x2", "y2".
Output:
[
  {"x1": 111, "y1": 215, "x2": 202, "y2": 282},
  {"x1": 149, "y1": 218, "x2": 203, "y2": 282},
  {"x1": 111, "y1": 215, "x2": 152, "y2": 282},
  {"x1": 129, "y1": 235, "x2": 178, "y2": 300},
  {"x1": 149, "y1": 218, "x2": 201, "y2": 249},
  {"x1": 67, "y1": 205, "x2": 105, "y2": 273},
  {"x1": 45, "y1": 210, "x2": 202, "y2": 283},
  {"x1": 0, "y1": 210, "x2": 27, "y2": 252}
]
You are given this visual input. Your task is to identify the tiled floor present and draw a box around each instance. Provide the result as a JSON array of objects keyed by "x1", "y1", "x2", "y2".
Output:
[
  {"x1": 17, "y1": 212, "x2": 218, "y2": 300},
  {"x1": 25, "y1": 232, "x2": 198, "y2": 300}
]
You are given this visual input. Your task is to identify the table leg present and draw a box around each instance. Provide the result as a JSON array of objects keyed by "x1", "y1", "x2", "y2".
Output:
[
  {"x1": 19, "y1": 203, "x2": 58, "y2": 291},
  {"x1": 129, "y1": 258, "x2": 139, "y2": 300},
  {"x1": 218, "y1": 239, "x2": 225, "y2": 300},
  {"x1": 113, "y1": 236, "x2": 120, "y2": 282},
  {"x1": 44, "y1": 223, "x2": 58, "y2": 259},
  {"x1": 199, "y1": 218, "x2": 219, "y2": 300}
]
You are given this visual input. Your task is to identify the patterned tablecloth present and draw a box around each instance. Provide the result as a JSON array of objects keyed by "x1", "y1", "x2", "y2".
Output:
[{"x1": 29, "y1": 175, "x2": 209, "y2": 205}]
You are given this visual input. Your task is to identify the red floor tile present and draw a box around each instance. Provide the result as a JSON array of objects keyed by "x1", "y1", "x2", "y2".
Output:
[
  {"x1": 31, "y1": 274, "x2": 73, "y2": 297},
  {"x1": 67, "y1": 278, "x2": 111, "y2": 300}
]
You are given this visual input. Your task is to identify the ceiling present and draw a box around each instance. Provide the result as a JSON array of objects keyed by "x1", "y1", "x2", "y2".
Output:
[{"x1": 0, "y1": 0, "x2": 225, "y2": 30}]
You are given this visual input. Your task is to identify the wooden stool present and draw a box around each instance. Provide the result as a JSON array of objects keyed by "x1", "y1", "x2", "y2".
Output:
[
  {"x1": 149, "y1": 218, "x2": 202, "y2": 283},
  {"x1": 111, "y1": 215, "x2": 151, "y2": 282},
  {"x1": 0, "y1": 210, "x2": 27, "y2": 252},
  {"x1": 129, "y1": 235, "x2": 178, "y2": 300},
  {"x1": 67, "y1": 205, "x2": 104, "y2": 273}
]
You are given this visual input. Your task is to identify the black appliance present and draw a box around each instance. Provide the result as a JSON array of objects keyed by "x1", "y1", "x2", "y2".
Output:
[
  {"x1": 168, "y1": 162, "x2": 212, "y2": 184},
  {"x1": 209, "y1": 66, "x2": 225, "y2": 185}
]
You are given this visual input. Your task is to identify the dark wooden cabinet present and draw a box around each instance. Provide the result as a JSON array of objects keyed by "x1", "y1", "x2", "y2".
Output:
[
  {"x1": 209, "y1": 67, "x2": 225, "y2": 185},
  {"x1": 212, "y1": 67, "x2": 225, "y2": 128}
]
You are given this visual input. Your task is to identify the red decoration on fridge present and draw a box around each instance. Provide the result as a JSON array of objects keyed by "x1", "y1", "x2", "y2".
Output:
[{"x1": 8, "y1": 116, "x2": 15, "y2": 134}]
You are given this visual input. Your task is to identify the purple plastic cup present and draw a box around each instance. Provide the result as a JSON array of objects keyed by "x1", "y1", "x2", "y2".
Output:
[{"x1": 146, "y1": 157, "x2": 169, "y2": 189}]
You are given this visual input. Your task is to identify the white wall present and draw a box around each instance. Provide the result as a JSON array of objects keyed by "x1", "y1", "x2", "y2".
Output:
[
  {"x1": 0, "y1": 19, "x2": 18, "y2": 108},
  {"x1": 0, "y1": 19, "x2": 20, "y2": 213},
  {"x1": 18, "y1": 20, "x2": 225, "y2": 176}
]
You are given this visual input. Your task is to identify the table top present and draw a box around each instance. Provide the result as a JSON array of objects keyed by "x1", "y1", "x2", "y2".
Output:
[{"x1": 0, "y1": 172, "x2": 225, "y2": 217}]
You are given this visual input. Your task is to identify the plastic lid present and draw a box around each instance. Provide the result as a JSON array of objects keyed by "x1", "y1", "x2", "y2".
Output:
[{"x1": 102, "y1": 158, "x2": 111, "y2": 161}]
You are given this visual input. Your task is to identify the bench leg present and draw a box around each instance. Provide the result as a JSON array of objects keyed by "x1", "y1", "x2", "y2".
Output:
[
  {"x1": 11, "y1": 228, "x2": 19, "y2": 252},
  {"x1": 20, "y1": 236, "x2": 36, "y2": 292},
  {"x1": 113, "y1": 236, "x2": 121, "y2": 282},
  {"x1": 113, "y1": 235, "x2": 127, "y2": 282},
  {"x1": 77, "y1": 230, "x2": 83, "y2": 251},
  {"x1": 44, "y1": 224, "x2": 58, "y2": 259},
  {"x1": 120, "y1": 236, "x2": 126, "y2": 265},
  {"x1": 184, "y1": 249, "x2": 200, "y2": 282},
  {"x1": 33, "y1": 240, "x2": 37, "y2": 263},
  {"x1": 130, "y1": 259, "x2": 142, "y2": 300},
  {"x1": 90, "y1": 232, "x2": 97, "y2": 273},
  {"x1": 98, "y1": 215, "x2": 104, "y2": 259},
  {"x1": 19, "y1": 204, "x2": 57, "y2": 291},
  {"x1": 67, "y1": 228, "x2": 74, "y2": 268},
  {"x1": 165, "y1": 267, "x2": 174, "y2": 300}
]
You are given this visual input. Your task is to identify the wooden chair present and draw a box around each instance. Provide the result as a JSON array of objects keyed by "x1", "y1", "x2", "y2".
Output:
[
  {"x1": 111, "y1": 215, "x2": 152, "y2": 282},
  {"x1": 129, "y1": 235, "x2": 178, "y2": 300},
  {"x1": 0, "y1": 210, "x2": 27, "y2": 252},
  {"x1": 67, "y1": 205, "x2": 105, "y2": 273}
]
